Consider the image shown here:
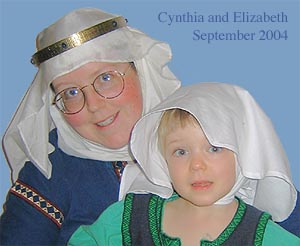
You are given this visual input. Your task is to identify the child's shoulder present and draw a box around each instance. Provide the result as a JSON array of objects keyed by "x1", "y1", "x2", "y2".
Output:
[
  {"x1": 99, "y1": 199, "x2": 125, "y2": 222},
  {"x1": 68, "y1": 200, "x2": 125, "y2": 245},
  {"x1": 263, "y1": 220, "x2": 300, "y2": 245},
  {"x1": 78, "y1": 200, "x2": 125, "y2": 235}
]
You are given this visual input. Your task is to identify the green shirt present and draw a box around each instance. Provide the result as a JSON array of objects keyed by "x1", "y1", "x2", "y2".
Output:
[{"x1": 69, "y1": 195, "x2": 300, "y2": 246}]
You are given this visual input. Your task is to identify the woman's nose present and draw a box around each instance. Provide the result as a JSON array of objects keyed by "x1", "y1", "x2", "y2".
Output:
[{"x1": 84, "y1": 87, "x2": 107, "y2": 112}]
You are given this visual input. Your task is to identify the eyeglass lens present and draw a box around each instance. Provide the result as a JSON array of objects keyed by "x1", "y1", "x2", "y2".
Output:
[{"x1": 54, "y1": 70, "x2": 125, "y2": 114}]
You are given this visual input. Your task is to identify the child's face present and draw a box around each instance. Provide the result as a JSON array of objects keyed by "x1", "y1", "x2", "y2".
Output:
[
  {"x1": 51, "y1": 62, "x2": 143, "y2": 149},
  {"x1": 163, "y1": 123, "x2": 236, "y2": 207}
]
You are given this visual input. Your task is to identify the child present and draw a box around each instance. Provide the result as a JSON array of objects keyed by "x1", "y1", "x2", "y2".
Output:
[{"x1": 69, "y1": 82, "x2": 299, "y2": 245}]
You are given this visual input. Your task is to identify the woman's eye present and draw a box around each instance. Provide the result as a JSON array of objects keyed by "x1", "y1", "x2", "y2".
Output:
[
  {"x1": 208, "y1": 146, "x2": 223, "y2": 153},
  {"x1": 174, "y1": 149, "x2": 187, "y2": 156},
  {"x1": 99, "y1": 73, "x2": 112, "y2": 82},
  {"x1": 63, "y1": 88, "x2": 80, "y2": 99}
]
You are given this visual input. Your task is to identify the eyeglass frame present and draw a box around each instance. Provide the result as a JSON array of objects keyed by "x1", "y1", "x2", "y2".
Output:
[{"x1": 52, "y1": 63, "x2": 133, "y2": 115}]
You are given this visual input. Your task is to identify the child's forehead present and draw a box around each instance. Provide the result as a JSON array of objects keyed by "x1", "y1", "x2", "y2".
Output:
[
  {"x1": 161, "y1": 108, "x2": 198, "y2": 123},
  {"x1": 164, "y1": 117, "x2": 203, "y2": 138}
]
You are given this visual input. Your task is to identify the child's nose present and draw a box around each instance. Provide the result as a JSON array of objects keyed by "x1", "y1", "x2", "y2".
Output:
[{"x1": 191, "y1": 156, "x2": 207, "y2": 171}]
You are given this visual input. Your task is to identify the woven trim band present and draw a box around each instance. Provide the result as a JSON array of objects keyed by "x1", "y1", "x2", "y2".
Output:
[
  {"x1": 10, "y1": 180, "x2": 64, "y2": 228},
  {"x1": 31, "y1": 16, "x2": 127, "y2": 66}
]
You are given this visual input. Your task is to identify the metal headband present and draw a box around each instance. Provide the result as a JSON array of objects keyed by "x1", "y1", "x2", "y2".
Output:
[{"x1": 31, "y1": 16, "x2": 127, "y2": 66}]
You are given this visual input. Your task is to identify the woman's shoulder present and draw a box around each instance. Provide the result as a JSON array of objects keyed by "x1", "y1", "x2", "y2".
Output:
[{"x1": 278, "y1": 189, "x2": 300, "y2": 237}]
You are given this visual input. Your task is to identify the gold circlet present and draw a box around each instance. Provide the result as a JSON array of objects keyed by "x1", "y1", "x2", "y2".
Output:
[{"x1": 31, "y1": 16, "x2": 127, "y2": 66}]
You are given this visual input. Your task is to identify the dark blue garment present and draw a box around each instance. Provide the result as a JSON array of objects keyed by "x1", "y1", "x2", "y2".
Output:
[
  {"x1": 278, "y1": 190, "x2": 300, "y2": 237},
  {"x1": 0, "y1": 129, "x2": 121, "y2": 245},
  {"x1": 122, "y1": 194, "x2": 271, "y2": 246}
]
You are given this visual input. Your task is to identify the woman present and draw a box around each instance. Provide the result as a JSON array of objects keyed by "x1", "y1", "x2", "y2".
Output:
[{"x1": 0, "y1": 7, "x2": 180, "y2": 245}]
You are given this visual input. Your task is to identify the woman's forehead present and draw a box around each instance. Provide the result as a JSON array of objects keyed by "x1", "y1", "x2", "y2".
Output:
[{"x1": 51, "y1": 62, "x2": 128, "y2": 86}]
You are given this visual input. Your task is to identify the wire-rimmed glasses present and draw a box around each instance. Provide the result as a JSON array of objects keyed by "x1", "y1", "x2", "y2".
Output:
[{"x1": 53, "y1": 64, "x2": 132, "y2": 114}]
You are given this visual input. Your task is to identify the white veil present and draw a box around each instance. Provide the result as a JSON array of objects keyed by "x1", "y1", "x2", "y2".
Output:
[{"x1": 2, "y1": 8, "x2": 181, "y2": 182}]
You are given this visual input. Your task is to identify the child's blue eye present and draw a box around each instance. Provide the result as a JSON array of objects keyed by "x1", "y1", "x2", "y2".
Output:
[
  {"x1": 208, "y1": 146, "x2": 222, "y2": 153},
  {"x1": 174, "y1": 149, "x2": 187, "y2": 156}
]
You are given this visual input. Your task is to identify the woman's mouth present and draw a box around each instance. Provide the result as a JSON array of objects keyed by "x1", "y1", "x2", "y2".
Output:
[{"x1": 96, "y1": 113, "x2": 118, "y2": 127}]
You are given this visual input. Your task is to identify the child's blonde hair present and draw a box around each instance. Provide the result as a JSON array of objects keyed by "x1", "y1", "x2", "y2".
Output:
[{"x1": 157, "y1": 109, "x2": 199, "y2": 156}]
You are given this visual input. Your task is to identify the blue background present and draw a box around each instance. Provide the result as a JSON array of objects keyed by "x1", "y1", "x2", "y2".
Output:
[{"x1": 0, "y1": 0, "x2": 299, "y2": 214}]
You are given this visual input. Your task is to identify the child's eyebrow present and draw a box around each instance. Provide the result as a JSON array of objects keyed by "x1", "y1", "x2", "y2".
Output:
[{"x1": 165, "y1": 138, "x2": 182, "y2": 146}]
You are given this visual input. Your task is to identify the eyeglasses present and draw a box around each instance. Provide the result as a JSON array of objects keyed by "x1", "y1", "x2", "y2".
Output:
[{"x1": 53, "y1": 64, "x2": 132, "y2": 114}]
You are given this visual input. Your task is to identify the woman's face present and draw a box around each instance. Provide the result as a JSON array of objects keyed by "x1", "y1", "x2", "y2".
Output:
[{"x1": 51, "y1": 62, "x2": 143, "y2": 149}]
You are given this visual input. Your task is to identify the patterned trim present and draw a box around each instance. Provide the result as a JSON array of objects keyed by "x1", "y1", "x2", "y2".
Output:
[
  {"x1": 112, "y1": 161, "x2": 128, "y2": 181},
  {"x1": 148, "y1": 194, "x2": 182, "y2": 246},
  {"x1": 254, "y1": 212, "x2": 271, "y2": 246},
  {"x1": 201, "y1": 198, "x2": 246, "y2": 246},
  {"x1": 122, "y1": 193, "x2": 134, "y2": 245},
  {"x1": 10, "y1": 180, "x2": 64, "y2": 228},
  {"x1": 148, "y1": 195, "x2": 164, "y2": 246}
]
